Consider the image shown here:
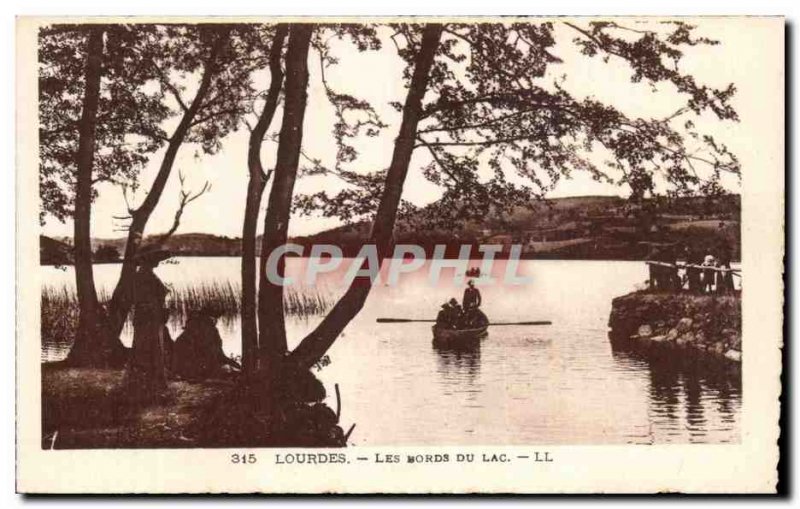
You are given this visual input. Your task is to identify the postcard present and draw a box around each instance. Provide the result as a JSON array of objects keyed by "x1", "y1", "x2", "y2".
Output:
[{"x1": 16, "y1": 16, "x2": 783, "y2": 493}]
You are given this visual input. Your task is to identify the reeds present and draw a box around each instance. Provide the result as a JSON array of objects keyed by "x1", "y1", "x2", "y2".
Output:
[
  {"x1": 167, "y1": 281, "x2": 241, "y2": 320},
  {"x1": 41, "y1": 286, "x2": 81, "y2": 357},
  {"x1": 41, "y1": 282, "x2": 333, "y2": 350}
]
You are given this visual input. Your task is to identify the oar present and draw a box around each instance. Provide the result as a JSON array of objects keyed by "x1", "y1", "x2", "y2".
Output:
[
  {"x1": 377, "y1": 318, "x2": 436, "y2": 323},
  {"x1": 376, "y1": 318, "x2": 551, "y2": 326},
  {"x1": 488, "y1": 321, "x2": 552, "y2": 326}
]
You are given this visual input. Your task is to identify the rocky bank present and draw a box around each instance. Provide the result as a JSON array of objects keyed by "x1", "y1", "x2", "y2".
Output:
[{"x1": 608, "y1": 291, "x2": 742, "y2": 363}]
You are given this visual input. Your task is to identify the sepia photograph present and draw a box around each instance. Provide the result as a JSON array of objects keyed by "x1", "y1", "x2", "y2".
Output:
[{"x1": 15, "y1": 13, "x2": 784, "y2": 494}]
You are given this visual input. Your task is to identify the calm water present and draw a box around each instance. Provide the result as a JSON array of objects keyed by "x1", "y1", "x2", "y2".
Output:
[{"x1": 41, "y1": 257, "x2": 741, "y2": 445}]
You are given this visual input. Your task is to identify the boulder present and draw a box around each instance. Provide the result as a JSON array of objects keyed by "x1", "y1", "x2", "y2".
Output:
[
  {"x1": 665, "y1": 328, "x2": 679, "y2": 342},
  {"x1": 676, "y1": 317, "x2": 693, "y2": 333}
]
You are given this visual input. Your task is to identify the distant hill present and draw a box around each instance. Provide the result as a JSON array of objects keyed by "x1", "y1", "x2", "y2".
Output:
[
  {"x1": 40, "y1": 233, "x2": 243, "y2": 265},
  {"x1": 293, "y1": 194, "x2": 741, "y2": 261},
  {"x1": 40, "y1": 194, "x2": 741, "y2": 264},
  {"x1": 87, "y1": 233, "x2": 243, "y2": 258}
]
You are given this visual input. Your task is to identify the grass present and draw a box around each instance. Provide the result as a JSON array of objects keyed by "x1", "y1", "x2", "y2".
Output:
[
  {"x1": 41, "y1": 282, "x2": 333, "y2": 356},
  {"x1": 41, "y1": 363, "x2": 238, "y2": 449}
]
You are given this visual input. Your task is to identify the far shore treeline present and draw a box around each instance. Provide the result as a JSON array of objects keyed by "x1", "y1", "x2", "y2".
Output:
[{"x1": 42, "y1": 194, "x2": 740, "y2": 265}]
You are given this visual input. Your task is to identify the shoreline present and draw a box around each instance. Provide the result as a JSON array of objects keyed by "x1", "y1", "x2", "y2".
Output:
[
  {"x1": 608, "y1": 291, "x2": 742, "y2": 364},
  {"x1": 40, "y1": 255, "x2": 742, "y2": 266}
]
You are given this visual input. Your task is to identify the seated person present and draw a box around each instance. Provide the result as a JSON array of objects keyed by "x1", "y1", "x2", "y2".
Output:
[
  {"x1": 448, "y1": 298, "x2": 464, "y2": 329},
  {"x1": 171, "y1": 308, "x2": 241, "y2": 380},
  {"x1": 435, "y1": 298, "x2": 464, "y2": 329},
  {"x1": 436, "y1": 302, "x2": 452, "y2": 328}
]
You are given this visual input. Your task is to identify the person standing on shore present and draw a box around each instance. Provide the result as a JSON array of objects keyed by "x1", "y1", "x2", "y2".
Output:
[
  {"x1": 126, "y1": 247, "x2": 172, "y2": 403},
  {"x1": 717, "y1": 242, "x2": 735, "y2": 293},
  {"x1": 662, "y1": 247, "x2": 680, "y2": 291},
  {"x1": 684, "y1": 245, "x2": 703, "y2": 293},
  {"x1": 702, "y1": 253, "x2": 717, "y2": 294}
]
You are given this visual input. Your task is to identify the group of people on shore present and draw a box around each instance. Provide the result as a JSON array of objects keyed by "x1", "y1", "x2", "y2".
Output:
[
  {"x1": 127, "y1": 246, "x2": 239, "y2": 402},
  {"x1": 436, "y1": 279, "x2": 488, "y2": 330},
  {"x1": 647, "y1": 242, "x2": 737, "y2": 294}
]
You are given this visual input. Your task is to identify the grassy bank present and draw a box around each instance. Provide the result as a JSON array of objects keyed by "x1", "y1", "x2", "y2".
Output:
[
  {"x1": 41, "y1": 363, "x2": 235, "y2": 448},
  {"x1": 42, "y1": 363, "x2": 347, "y2": 449}
]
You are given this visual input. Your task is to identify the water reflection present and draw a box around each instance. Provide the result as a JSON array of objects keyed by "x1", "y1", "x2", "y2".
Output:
[
  {"x1": 432, "y1": 336, "x2": 483, "y2": 386},
  {"x1": 610, "y1": 336, "x2": 741, "y2": 443}
]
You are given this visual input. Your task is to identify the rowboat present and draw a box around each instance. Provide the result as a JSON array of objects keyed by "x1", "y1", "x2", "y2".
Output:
[{"x1": 432, "y1": 324, "x2": 488, "y2": 346}]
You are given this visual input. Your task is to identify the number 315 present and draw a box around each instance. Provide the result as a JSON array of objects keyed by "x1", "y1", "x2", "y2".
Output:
[{"x1": 231, "y1": 453, "x2": 257, "y2": 464}]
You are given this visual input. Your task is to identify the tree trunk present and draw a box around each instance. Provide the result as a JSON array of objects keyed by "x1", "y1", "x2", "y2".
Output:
[
  {"x1": 288, "y1": 24, "x2": 443, "y2": 370},
  {"x1": 67, "y1": 26, "x2": 125, "y2": 366},
  {"x1": 241, "y1": 25, "x2": 287, "y2": 375},
  {"x1": 106, "y1": 29, "x2": 230, "y2": 339},
  {"x1": 257, "y1": 24, "x2": 313, "y2": 367}
]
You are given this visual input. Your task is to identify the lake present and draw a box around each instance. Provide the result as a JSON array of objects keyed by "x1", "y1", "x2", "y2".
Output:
[{"x1": 41, "y1": 257, "x2": 741, "y2": 445}]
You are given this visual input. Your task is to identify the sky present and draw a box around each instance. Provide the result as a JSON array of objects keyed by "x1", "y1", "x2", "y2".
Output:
[{"x1": 39, "y1": 18, "x2": 769, "y2": 241}]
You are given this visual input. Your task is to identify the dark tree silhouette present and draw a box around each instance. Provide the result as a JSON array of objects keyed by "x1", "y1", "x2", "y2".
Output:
[
  {"x1": 251, "y1": 23, "x2": 385, "y2": 371},
  {"x1": 241, "y1": 24, "x2": 288, "y2": 375},
  {"x1": 257, "y1": 24, "x2": 315, "y2": 367},
  {"x1": 68, "y1": 26, "x2": 114, "y2": 365},
  {"x1": 39, "y1": 25, "x2": 169, "y2": 365},
  {"x1": 287, "y1": 24, "x2": 444, "y2": 369}
]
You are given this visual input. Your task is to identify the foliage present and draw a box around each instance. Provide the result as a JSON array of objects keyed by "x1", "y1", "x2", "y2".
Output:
[
  {"x1": 93, "y1": 245, "x2": 120, "y2": 262},
  {"x1": 39, "y1": 25, "x2": 168, "y2": 223},
  {"x1": 292, "y1": 21, "x2": 740, "y2": 229},
  {"x1": 38, "y1": 24, "x2": 275, "y2": 227}
]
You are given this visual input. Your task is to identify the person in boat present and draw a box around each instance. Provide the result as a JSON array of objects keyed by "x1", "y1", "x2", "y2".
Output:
[
  {"x1": 462, "y1": 280, "x2": 486, "y2": 327},
  {"x1": 436, "y1": 302, "x2": 453, "y2": 329},
  {"x1": 171, "y1": 307, "x2": 241, "y2": 380},
  {"x1": 434, "y1": 298, "x2": 463, "y2": 329},
  {"x1": 463, "y1": 279, "x2": 482, "y2": 310},
  {"x1": 449, "y1": 298, "x2": 464, "y2": 329},
  {"x1": 466, "y1": 267, "x2": 481, "y2": 278},
  {"x1": 126, "y1": 246, "x2": 172, "y2": 403}
]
